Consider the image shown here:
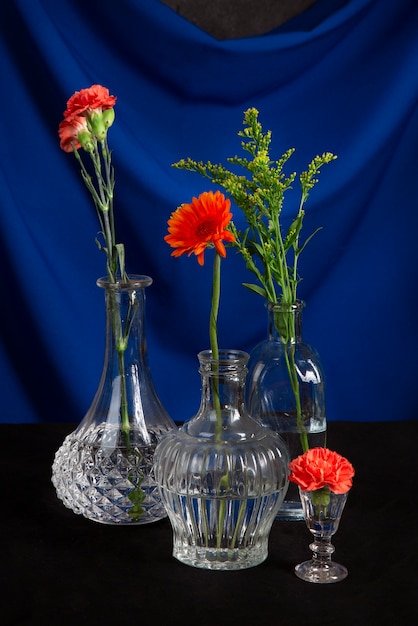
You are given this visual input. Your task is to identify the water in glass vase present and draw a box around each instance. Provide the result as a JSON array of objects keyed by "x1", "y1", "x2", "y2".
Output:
[
  {"x1": 52, "y1": 431, "x2": 165, "y2": 525},
  {"x1": 159, "y1": 489, "x2": 284, "y2": 570},
  {"x1": 278, "y1": 429, "x2": 326, "y2": 520}
]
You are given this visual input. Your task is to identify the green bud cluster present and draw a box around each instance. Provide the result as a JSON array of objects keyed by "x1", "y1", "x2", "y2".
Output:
[
  {"x1": 173, "y1": 108, "x2": 337, "y2": 305},
  {"x1": 86, "y1": 108, "x2": 115, "y2": 143}
]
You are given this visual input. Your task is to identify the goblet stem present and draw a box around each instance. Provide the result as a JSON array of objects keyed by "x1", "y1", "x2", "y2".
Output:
[
  {"x1": 295, "y1": 535, "x2": 348, "y2": 584},
  {"x1": 310, "y1": 536, "x2": 335, "y2": 564}
]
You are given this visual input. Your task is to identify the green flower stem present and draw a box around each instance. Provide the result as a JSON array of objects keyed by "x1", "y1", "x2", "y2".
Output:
[
  {"x1": 107, "y1": 289, "x2": 129, "y2": 439},
  {"x1": 109, "y1": 285, "x2": 146, "y2": 520},
  {"x1": 210, "y1": 253, "x2": 222, "y2": 442},
  {"x1": 284, "y1": 342, "x2": 308, "y2": 453},
  {"x1": 217, "y1": 475, "x2": 227, "y2": 550},
  {"x1": 276, "y1": 305, "x2": 309, "y2": 453},
  {"x1": 269, "y1": 212, "x2": 308, "y2": 449},
  {"x1": 77, "y1": 138, "x2": 141, "y2": 511},
  {"x1": 230, "y1": 497, "x2": 247, "y2": 551},
  {"x1": 209, "y1": 252, "x2": 221, "y2": 361},
  {"x1": 200, "y1": 449, "x2": 211, "y2": 548},
  {"x1": 210, "y1": 253, "x2": 241, "y2": 550},
  {"x1": 209, "y1": 254, "x2": 248, "y2": 552},
  {"x1": 74, "y1": 135, "x2": 130, "y2": 434},
  {"x1": 102, "y1": 210, "x2": 117, "y2": 283},
  {"x1": 117, "y1": 350, "x2": 129, "y2": 437}
]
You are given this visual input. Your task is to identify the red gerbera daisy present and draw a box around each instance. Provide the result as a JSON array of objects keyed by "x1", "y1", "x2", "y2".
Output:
[{"x1": 165, "y1": 191, "x2": 235, "y2": 266}]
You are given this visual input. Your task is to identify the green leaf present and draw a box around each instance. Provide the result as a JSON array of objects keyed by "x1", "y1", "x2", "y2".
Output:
[
  {"x1": 251, "y1": 241, "x2": 268, "y2": 257},
  {"x1": 242, "y1": 283, "x2": 268, "y2": 298},
  {"x1": 95, "y1": 236, "x2": 106, "y2": 253},
  {"x1": 115, "y1": 243, "x2": 126, "y2": 278},
  {"x1": 296, "y1": 227, "x2": 323, "y2": 255},
  {"x1": 283, "y1": 211, "x2": 304, "y2": 251}
]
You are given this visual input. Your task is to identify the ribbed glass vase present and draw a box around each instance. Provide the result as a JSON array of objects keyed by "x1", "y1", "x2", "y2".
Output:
[
  {"x1": 246, "y1": 301, "x2": 326, "y2": 520},
  {"x1": 51, "y1": 275, "x2": 174, "y2": 525},
  {"x1": 154, "y1": 349, "x2": 289, "y2": 570}
]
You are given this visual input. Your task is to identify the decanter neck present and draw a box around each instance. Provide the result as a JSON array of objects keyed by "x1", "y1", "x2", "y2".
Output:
[{"x1": 97, "y1": 275, "x2": 152, "y2": 365}]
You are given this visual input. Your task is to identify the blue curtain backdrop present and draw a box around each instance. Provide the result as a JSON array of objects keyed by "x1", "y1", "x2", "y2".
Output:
[{"x1": 1, "y1": 0, "x2": 417, "y2": 424}]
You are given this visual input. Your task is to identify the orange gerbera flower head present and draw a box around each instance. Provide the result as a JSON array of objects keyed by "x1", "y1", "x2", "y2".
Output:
[{"x1": 165, "y1": 191, "x2": 236, "y2": 266}]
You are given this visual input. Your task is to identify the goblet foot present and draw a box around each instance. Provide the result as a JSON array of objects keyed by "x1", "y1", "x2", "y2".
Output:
[{"x1": 295, "y1": 558, "x2": 348, "y2": 584}]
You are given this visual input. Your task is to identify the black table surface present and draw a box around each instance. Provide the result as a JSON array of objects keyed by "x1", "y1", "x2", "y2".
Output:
[{"x1": 2, "y1": 420, "x2": 417, "y2": 626}]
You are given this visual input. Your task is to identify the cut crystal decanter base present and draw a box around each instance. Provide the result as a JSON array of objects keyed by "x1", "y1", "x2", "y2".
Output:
[{"x1": 52, "y1": 432, "x2": 166, "y2": 525}]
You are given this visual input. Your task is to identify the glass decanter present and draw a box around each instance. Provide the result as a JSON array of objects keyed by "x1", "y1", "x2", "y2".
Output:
[{"x1": 52, "y1": 275, "x2": 174, "y2": 524}]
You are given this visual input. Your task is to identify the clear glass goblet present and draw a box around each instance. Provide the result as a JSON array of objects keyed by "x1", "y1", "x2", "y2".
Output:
[{"x1": 295, "y1": 487, "x2": 349, "y2": 584}]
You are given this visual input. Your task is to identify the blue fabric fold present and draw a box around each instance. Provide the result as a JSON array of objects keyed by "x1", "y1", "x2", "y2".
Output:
[{"x1": 1, "y1": 0, "x2": 417, "y2": 423}]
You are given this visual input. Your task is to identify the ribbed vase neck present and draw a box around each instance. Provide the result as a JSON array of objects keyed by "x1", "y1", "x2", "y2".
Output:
[
  {"x1": 198, "y1": 349, "x2": 248, "y2": 377},
  {"x1": 198, "y1": 349, "x2": 248, "y2": 410}
]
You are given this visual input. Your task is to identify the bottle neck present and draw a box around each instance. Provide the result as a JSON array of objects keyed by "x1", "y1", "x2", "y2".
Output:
[
  {"x1": 98, "y1": 276, "x2": 152, "y2": 366},
  {"x1": 199, "y1": 349, "x2": 248, "y2": 413},
  {"x1": 185, "y1": 349, "x2": 265, "y2": 442},
  {"x1": 268, "y1": 301, "x2": 304, "y2": 344}
]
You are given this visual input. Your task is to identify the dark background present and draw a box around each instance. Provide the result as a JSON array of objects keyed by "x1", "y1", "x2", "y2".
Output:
[{"x1": 3, "y1": 420, "x2": 417, "y2": 624}]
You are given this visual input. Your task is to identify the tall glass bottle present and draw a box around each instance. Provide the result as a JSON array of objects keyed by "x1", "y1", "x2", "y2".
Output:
[
  {"x1": 52, "y1": 275, "x2": 174, "y2": 525},
  {"x1": 246, "y1": 301, "x2": 326, "y2": 520}
]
